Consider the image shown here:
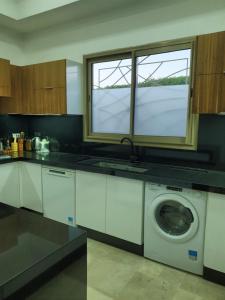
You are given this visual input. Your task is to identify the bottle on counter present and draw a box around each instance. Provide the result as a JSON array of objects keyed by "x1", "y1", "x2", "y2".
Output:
[
  {"x1": 3, "y1": 139, "x2": 11, "y2": 155},
  {"x1": 25, "y1": 138, "x2": 32, "y2": 151},
  {"x1": 18, "y1": 132, "x2": 24, "y2": 152},
  {"x1": 0, "y1": 139, "x2": 3, "y2": 154},
  {"x1": 11, "y1": 135, "x2": 18, "y2": 153}
]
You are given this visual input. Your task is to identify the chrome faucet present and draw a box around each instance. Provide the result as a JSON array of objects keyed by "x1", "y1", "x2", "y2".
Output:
[{"x1": 120, "y1": 137, "x2": 139, "y2": 162}]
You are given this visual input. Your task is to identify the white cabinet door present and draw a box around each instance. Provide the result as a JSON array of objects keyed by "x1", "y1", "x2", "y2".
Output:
[
  {"x1": 0, "y1": 162, "x2": 20, "y2": 208},
  {"x1": 204, "y1": 192, "x2": 225, "y2": 273},
  {"x1": 42, "y1": 167, "x2": 76, "y2": 226},
  {"x1": 20, "y1": 162, "x2": 43, "y2": 213},
  {"x1": 106, "y1": 176, "x2": 144, "y2": 245},
  {"x1": 76, "y1": 171, "x2": 106, "y2": 233}
]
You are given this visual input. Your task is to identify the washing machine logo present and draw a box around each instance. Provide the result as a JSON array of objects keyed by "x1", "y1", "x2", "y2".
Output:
[{"x1": 188, "y1": 250, "x2": 198, "y2": 261}]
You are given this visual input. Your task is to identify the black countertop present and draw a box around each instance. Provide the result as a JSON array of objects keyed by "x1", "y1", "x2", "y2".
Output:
[
  {"x1": 0, "y1": 203, "x2": 86, "y2": 300},
  {"x1": 1, "y1": 151, "x2": 225, "y2": 191}
]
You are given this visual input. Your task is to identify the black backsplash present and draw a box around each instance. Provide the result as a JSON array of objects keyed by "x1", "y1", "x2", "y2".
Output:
[
  {"x1": 0, "y1": 115, "x2": 83, "y2": 153},
  {"x1": 27, "y1": 115, "x2": 83, "y2": 152},
  {"x1": 0, "y1": 115, "x2": 29, "y2": 138},
  {"x1": 198, "y1": 114, "x2": 225, "y2": 164},
  {"x1": 0, "y1": 114, "x2": 225, "y2": 165}
]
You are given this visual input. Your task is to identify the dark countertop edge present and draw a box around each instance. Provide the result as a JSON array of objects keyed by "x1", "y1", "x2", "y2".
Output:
[
  {"x1": 1, "y1": 155, "x2": 225, "y2": 192},
  {"x1": 2, "y1": 231, "x2": 87, "y2": 299}
]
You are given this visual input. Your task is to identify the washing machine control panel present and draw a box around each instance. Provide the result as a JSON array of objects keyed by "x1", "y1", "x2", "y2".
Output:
[{"x1": 146, "y1": 183, "x2": 206, "y2": 199}]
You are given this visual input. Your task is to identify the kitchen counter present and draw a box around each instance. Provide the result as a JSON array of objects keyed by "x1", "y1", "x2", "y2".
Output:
[
  {"x1": 0, "y1": 203, "x2": 87, "y2": 300},
  {"x1": 1, "y1": 151, "x2": 225, "y2": 191}
]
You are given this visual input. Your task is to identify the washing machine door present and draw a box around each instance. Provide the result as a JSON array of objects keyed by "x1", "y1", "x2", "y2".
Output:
[{"x1": 150, "y1": 193, "x2": 198, "y2": 243}]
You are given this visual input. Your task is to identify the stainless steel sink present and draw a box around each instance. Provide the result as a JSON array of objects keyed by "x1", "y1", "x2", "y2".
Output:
[{"x1": 93, "y1": 161, "x2": 148, "y2": 173}]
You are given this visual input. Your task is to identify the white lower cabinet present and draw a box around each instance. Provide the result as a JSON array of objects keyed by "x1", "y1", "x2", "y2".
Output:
[
  {"x1": 75, "y1": 171, "x2": 144, "y2": 244},
  {"x1": 20, "y1": 162, "x2": 43, "y2": 212},
  {"x1": 204, "y1": 192, "x2": 225, "y2": 273},
  {"x1": 76, "y1": 171, "x2": 106, "y2": 233},
  {"x1": 106, "y1": 176, "x2": 144, "y2": 245},
  {"x1": 0, "y1": 162, "x2": 20, "y2": 208}
]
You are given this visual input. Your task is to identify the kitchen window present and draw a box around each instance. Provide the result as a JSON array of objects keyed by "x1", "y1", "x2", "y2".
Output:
[{"x1": 84, "y1": 38, "x2": 198, "y2": 150}]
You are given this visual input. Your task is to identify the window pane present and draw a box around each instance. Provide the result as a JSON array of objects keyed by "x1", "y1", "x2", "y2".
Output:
[
  {"x1": 91, "y1": 58, "x2": 132, "y2": 134},
  {"x1": 134, "y1": 49, "x2": 191, "y2": 137}
]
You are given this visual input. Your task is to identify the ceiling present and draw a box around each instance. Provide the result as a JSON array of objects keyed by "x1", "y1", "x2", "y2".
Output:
[
  {"x1": 0, "y1": 0, "x2": 151, "y2": 34},
  {"x1": 0, "y1": 0, "x2": 81, "y2": 20}
]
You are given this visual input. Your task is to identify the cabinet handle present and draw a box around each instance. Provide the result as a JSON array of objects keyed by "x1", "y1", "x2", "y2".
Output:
[
  {"x1": 49, "y1": 169, "x2": 66, "y2": 175},
  {"x1": 44, "y1": 86, "x2": 54, "y2": 89}
]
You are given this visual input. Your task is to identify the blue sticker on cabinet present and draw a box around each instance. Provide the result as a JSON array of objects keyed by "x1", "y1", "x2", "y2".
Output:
[
  {"x1": 188, "y1": 250, "x2": 198, "y2": 260},
  {"x1": 68, "y1": 216, "x2": 74, "y2": 224}
]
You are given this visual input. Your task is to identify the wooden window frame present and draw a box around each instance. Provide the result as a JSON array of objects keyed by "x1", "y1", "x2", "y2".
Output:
[{"x1": 83, "y1": 37, "x2": 199, "y2": 150}]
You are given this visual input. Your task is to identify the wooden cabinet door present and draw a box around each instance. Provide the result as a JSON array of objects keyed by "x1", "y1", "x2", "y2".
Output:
[
  {"x1": 34, "y1": 60, "x2": 66, "y2": 89},
  {"x1": 22, "y1": 89, "x2": 35, "y2": 114},
  {"x1": 76, "y1": 171, "x2": 106, "y2": 233},
  {"x1": 22, "y1": 65, "x2": 35, "y2": 114},
  {"x1": 219, "y1": 75, "x2": 225, "y2": 112},
  {"x1": 22, "y1": 65, "x2": 34, "y2": 89},
  {"x1": 0, "y1": 65, "x2": 23, "y2": 113},
  {"x1": 0, "y1": 58, "x2": 11, "y2": 97},
  {"x1": 193, "y1": 74, "x2": 222, "y2": 113},
  {"x1": 193, "y1": 31, "x2": 225, "y2": 113},
  {"x1": 196, "y1": 31, "x2": 225, "y2": 75},
  {"x1": 23, "y1": 61, "x2": 67, "y2": 114},
  {"x1": 34, "y1": 87, "x2": 66, "y2": 114},
  {"x1": 106, "y1": 176, "x2": 144, "y2": 245}
]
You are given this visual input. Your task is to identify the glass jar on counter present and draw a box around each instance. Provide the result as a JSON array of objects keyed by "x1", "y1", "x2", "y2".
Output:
[{"x1": 25, "y1": 139, "x2": 32, "y2": 151}]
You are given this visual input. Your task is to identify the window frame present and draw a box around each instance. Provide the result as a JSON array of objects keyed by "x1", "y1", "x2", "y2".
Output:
[{"x1": 83, "y1": 37, "x2": 198, "y2": 150}]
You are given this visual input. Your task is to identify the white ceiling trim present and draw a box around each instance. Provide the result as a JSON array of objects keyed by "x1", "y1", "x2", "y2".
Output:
[{"x1": 0, "y1": 0, "x2": 80, "y2": 20}]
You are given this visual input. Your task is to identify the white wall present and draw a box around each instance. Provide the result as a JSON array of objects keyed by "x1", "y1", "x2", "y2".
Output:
[
  {"x1": 0, "y1": 0, "x2": 225, "y2": 66},
  {"x1": 23, "y1": 0, "x2": 225, "y2": 64},
  {"x1": 0, "y1": 27, "x2": 24, "y2": 65}
]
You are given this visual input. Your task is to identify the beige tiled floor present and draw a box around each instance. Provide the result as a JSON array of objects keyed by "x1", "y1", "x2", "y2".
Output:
[{"x1": 87, "y1": 239, "x2": 225, "y2": 300}]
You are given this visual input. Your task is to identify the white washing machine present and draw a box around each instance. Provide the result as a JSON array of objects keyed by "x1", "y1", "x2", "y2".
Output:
[{"x1": 144, "y1": 183, "x2": 207, "y2": 275}]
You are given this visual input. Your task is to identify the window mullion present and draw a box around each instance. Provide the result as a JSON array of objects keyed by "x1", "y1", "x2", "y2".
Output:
[
  {"x1": 130, "y1": 51, "x2": 136, "y2": 139},
  {"x1": 88, "y1": 62, "x2": 93, "y2": 134}
]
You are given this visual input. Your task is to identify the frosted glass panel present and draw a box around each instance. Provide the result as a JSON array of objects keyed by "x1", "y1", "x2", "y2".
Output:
[
  {"x1": 134, "y1": 49, "x2": 191, "y2": 137},
  {"x1": 92, "y1": 58, "x2": 131, "y2": 134}
]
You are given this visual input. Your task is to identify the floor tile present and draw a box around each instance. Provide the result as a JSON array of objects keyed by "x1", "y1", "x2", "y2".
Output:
[
  {"x1": 115, "y1": 271, "x2": 176, "y2": 300},
  {"x1": 87, "y1": 286, "x2": 114, "y2": 300},
  {"x1": 87, "y1": 239, "x2": 225, "y2": 300},
  {"x1": 172, "y1": 289, "x2": 203, "y2": 300},
  {"x1": 180, "y1": 272, "x2": 225, "y2": 300}
]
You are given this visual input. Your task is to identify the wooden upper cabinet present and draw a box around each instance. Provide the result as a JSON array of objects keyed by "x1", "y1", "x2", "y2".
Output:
[
  {"x1": 31, "y1": 60, "x2": 67, "y2": 114},
  {"x1": 0, "y1": 59, "x2": 11, "y2": 97},
  {"x1": 22, "y1": 65, "x2": 34, "y2": 90},
  {"x1": 0, "y1": 65, "x2": 22, "y2": 114},
  {"x1": 30, "y1": 59, "x2": 81, "y2": 115},
  {"x1": 0, "y1": 58, "x2": 82, "y2": 115},
  {"x1": 196, "y1": 31, "x2": 225, "y2": 75},
  {"x1": 193, "y1": 74, "x2": 222, "y2": 114},
  {"x1": 22, "y1": 63, "x2": 67, "y2": 114},
  {"x1": 28, "y1": 60, "x2": 67, "y2": 114},
  {"x1": 218, "y1": 76, "x2": 225, "y2": 112},
  {"x1": 193, "y1": 31, "x2": 225, "y2": 113},
  {"x1": 33, "y1": 60, "x2": 66, "y2": 89},
  {"x1": 33, "y1": 88, "x2": 66, "y2": 114},
  {"x1": 22, "y1": 65, "x2": 35, "y2": 114}
]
